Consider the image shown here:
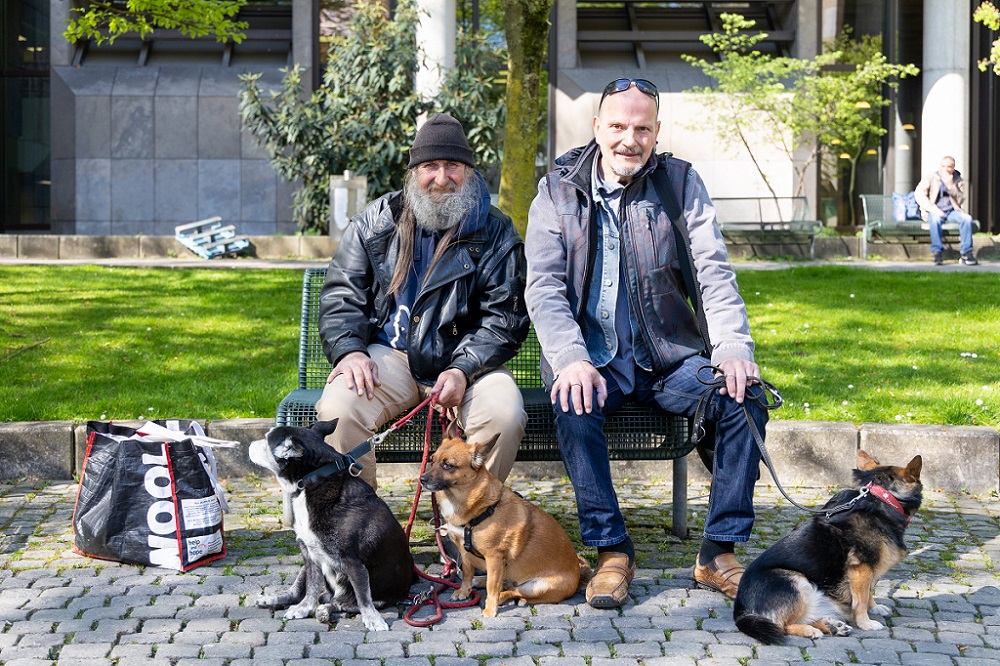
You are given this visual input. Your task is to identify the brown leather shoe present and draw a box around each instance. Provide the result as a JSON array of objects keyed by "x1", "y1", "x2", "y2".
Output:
[
  {"x1": 693, "y1": 552, "x2": 745, "y2": 599},
  {"x1": 585, "y1": 552, "x2": 635, "y2": 608}
]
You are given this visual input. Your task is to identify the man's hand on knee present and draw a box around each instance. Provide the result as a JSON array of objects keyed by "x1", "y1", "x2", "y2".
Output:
[
  {"x1": 552, "y1": 361, "x2": 607, "y2": 415},
  {"x1": 328, "y1": 351, "x2": 381, "y2": 399}
]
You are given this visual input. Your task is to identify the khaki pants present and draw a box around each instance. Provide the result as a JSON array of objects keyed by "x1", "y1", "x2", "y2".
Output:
[{"x1": 315, "y1": 344, "x2": 525, "y2": 488}]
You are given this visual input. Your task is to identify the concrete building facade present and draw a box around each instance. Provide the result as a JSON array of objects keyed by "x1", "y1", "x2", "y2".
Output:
[
  {"x1": 548, "y1": 0, "x2": 999, "y2": 232},
  {"x1": 1, "y1": 1, "x2": 997, "y2": 235}
]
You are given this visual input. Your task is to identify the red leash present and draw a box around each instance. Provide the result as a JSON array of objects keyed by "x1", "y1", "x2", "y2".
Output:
[{"x1": 379, "y1": 394, "x2": 480, "y2": 626}]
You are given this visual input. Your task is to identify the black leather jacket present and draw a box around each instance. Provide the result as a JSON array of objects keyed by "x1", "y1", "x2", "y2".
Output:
[{"x1": 318, "y1": 188, "x2": 529, "y2": 386}]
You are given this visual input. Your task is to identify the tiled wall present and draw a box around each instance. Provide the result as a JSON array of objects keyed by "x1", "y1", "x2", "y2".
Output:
[{"x1": 50, "y1": 65, "x2": 296, "y2": 236}]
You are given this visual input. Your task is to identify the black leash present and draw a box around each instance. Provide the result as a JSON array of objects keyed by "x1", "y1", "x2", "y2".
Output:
[{"x1": 692, "y1": 365, "x2": 864, "y2": 518}]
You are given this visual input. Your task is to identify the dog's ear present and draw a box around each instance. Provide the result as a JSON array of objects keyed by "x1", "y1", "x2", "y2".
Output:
[
  {"x1": 310, "y1": 419, "x2": 339, "y2": 438},
  {"x1": 902, "y1": 455, "x2": 922, "y2": 482},
  {"x1": 856, "y1": 449, "x2": 880, "y2": 471},
  {"x1": 471, "y1": 433, "x2": 501, "y2": 470},
  {"x1": 445, "y1": 418, "x2": 460, "y2": 440},
  {"x1": 273, "y1": 437, "x2": 305, "y2": 460}
]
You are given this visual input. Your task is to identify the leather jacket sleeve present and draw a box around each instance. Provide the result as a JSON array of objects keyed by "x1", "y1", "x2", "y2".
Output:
[{"x1": 317, "y1": 219, "x2": 380, "y2": 366}]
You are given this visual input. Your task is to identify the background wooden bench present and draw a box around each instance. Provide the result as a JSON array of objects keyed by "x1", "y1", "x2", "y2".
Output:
[
  {"x1": 860, "y1": 194, "x2": 981, "y2": 260},
  {"x1": 713, "y1": 196, "x2": 822, "y2": 260},
  {"x1": 276, "y1": 268, "x2": 695, "y2": 537}
]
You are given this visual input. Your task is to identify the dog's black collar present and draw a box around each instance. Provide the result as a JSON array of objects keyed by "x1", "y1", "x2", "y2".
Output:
[
  {"x1": 463, "y1": 499, "x2": 501, "y2": 559},
  {"x1": 297, "y1": 439, "x2": 372, "y2": 492}
]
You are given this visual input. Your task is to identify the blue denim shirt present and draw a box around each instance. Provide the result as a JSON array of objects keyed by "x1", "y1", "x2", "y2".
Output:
[{"x1": 585, "y1": 158, "x2": 655, "y2": 394}]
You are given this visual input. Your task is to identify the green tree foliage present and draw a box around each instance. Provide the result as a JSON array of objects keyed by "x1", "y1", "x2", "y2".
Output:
[
  {"x1": 794, "y1": 30, "x2": 918, "y2": 225},
  {"x1": 64, "y1": 0, "x2": 248, "y2": 45},
  {"x1": 238, "y1": 1, "x2": 505, "y2": 233},
  {"x1": 683, "y1": 13, "x2": 918, "y2": 225},
  {"x1": 975, "y1": 1, "x2": 1000, "y2": 75}
]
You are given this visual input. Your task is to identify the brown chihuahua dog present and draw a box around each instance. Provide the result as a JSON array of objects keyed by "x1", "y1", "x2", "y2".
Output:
[{"x1": 419, "y1": 432, "x2": 592, "y2": 616}]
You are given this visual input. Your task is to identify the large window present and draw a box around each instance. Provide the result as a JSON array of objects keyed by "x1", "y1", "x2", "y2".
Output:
[{"x1": 1, "y1": 0, "x2": 50, "y2": 232}]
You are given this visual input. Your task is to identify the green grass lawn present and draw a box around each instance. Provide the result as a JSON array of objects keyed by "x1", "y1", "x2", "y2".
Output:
[
  {"x1": 1, "y1": 264, "x2": 998, "y2": 428},
  {"x1": 0, "y1": 266, "x2": 301, "y2": 422}
]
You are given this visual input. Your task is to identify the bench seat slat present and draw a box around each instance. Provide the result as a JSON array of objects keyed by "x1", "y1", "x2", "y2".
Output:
[{"x1": 712, "y1": 196, "x2": 821, "y2": 260}]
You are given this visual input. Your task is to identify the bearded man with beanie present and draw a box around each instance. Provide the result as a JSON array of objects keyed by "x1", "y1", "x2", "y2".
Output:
[{"x1": 316, "y1": 113, "x2": 529, "y2": 488}]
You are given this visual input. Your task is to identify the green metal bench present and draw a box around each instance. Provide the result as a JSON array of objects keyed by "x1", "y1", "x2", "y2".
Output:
[
  {"x1": 276, "y1": 268, "x2": 695, "y2": 537},
  {"x1": 860, "y1": 194, "x2": 981, "y2": 260},
  {"x1": 713, "y1": 196, "x2": 822, "y2": 260}
]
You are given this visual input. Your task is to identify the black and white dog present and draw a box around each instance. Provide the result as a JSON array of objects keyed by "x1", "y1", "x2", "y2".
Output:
[{"x1": 248, "y1": 420, "x2": 415, "y2": 631}]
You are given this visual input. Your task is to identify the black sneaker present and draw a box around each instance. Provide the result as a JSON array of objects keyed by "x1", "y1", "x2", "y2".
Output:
[
  {"x1": 933, "y1": 251, "x2": 943, "y2": 266},
  {"x1": 961, "y1": 253, "x2": 979, "y2": 266}
]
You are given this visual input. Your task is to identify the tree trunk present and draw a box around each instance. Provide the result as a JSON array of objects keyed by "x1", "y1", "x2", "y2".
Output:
[{"x1": 498, "y1": 0, "x2": 553, "y2": 237}]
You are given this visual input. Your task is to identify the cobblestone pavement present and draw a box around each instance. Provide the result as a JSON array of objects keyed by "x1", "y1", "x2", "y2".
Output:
[{"x1": 1, "y1": 474, "x2": 999, "y2": 666}]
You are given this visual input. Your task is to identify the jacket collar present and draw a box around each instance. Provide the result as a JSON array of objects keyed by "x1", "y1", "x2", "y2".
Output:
[{"x1": 554, "y1": 140, "x2": 664, "y2": 194}]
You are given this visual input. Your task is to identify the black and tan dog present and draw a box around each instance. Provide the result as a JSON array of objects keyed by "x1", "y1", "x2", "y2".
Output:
[
  {"x1": 419, "y1": 433, "x2": 592, "y2": 617},
  {"x1": 734, "y1": 450, "x2": 922, "y2": 644},
  {"x1": 248, "y1": 420, "x2": 414, "y2": 631}
]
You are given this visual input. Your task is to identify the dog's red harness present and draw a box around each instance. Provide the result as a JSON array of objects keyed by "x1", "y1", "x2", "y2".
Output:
[
  {"x1": 823, "y1": 481, "x2": 912, "y2": 524},
  {"x1": 868, "y1": 482, "x2": 912, "y2": 524}
]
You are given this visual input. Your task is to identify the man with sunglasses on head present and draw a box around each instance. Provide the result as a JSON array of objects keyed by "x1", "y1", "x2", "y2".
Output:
[
  {"x1": 316, "y1": 113, "x2": 529, "y2": 489},
  {"x1": 525, "y1": 78, "x2": 768, "y2": 607}
]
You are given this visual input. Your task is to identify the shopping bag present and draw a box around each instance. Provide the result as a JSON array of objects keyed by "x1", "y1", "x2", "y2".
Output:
[{"x1": 72, "y1": 420, "x2": 233, "y2": 571}]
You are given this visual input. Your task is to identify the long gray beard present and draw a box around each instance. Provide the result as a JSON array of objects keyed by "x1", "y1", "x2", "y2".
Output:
[{"x1": 404, "y1": 170, "x2": 480, "y2": 232}]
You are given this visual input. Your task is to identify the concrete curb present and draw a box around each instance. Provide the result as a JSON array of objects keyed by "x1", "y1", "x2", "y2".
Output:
[
  {"x1": 4, "y1": 233, "x2": 1000, "y2": 262},
  {"x1": 1, "y1": 418, "x2": 997, "y2": 493}
]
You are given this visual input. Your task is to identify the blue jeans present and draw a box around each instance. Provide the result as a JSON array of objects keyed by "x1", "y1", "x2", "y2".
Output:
[
  {"x1": 554, "y1": 355, "x2": 767, "y2": 547},
  {"x1": 928, "y1": 209, "x2": 974, "y2": 255}
]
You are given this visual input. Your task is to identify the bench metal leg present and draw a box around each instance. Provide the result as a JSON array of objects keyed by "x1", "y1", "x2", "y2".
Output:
[{"x1": 671, "y1": 456, "x2": 688, "y2": 539}]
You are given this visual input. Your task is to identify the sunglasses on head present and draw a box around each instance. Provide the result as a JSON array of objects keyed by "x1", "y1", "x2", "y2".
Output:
[{"x1": 600, "y1": 78, "x2": 659, "y2": 110}]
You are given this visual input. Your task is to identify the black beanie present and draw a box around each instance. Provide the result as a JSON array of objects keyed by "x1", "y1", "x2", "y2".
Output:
[{"x1": 407, "y1": 113, "x2": 475, "y2": 168}]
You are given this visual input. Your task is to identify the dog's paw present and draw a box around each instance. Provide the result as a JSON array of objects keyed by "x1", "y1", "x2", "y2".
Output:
[
  {"x1": 361, "y1": 611, "x2": 389, "y2": 632},
  {"x1": 315, "y1": 604, "x2": 333, "y2": 624},
  {"x1": 827, "y1": 619, "x2": 852, "y2": 637},
  {"x1": 870, "y1": 603, "x2": 892, "y2": 616},
  {"x1": 283, "y1": 602, "x2": 315, "y2": 620},
  {"x1": 452, "y1": 586, "x2": 472, "y2": 601},
  {"x1": 256, "y1": 593, "x2": 281, "y2": 609},
  {"x1": 856, "y1": 618, "x2": 885, "y2": 631}
]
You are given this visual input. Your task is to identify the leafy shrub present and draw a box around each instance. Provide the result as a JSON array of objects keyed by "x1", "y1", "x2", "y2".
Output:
[{"x1": 239, "y1": 1, "x2": 505, "y2": 232}]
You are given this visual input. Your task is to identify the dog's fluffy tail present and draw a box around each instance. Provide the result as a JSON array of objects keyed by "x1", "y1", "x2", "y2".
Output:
[
  {"x1": 576, "y1": 554, "x2": 594, "y2": 593},
  {"x1": 735, "y1": 613, "x2": 785, "y2": 645}
]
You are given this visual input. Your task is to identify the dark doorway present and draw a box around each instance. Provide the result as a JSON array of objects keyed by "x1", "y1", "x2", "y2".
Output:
[
  {"x1": 971, "y1": 18, "x2": 999, "y2": 234},
  {"x1": 1, "y1": 0, "x2": 50, "y2": 232}
]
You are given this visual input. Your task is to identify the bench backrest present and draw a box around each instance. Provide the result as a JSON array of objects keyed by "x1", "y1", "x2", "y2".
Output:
[
  {"x1": 859, "y1": 194, "x2": 894, "y2": 224},
  {"x1": 297, "y1": 268, "x2": 544, "y2": 391},
  {"x1": 713, "y1": 196, "x2": 811, "y2": 223}
]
